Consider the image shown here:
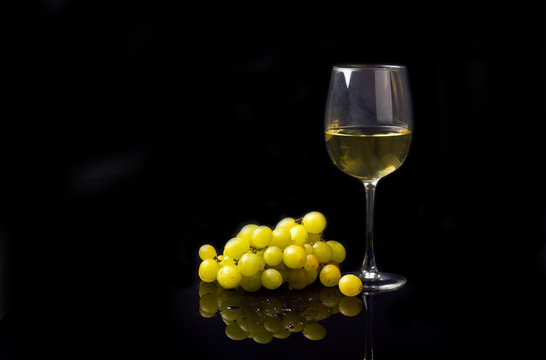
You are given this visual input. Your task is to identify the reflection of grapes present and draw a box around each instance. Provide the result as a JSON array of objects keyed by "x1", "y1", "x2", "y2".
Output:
[
  {"x1": 198, "y1": 281, "x2": 363, "y2": 343},
  {"x1": 338, "y1": 296, "x2": 363, "y2": 317},
  {"x1": 303, "y1": 323, "x2": 327, "y2": 340}
]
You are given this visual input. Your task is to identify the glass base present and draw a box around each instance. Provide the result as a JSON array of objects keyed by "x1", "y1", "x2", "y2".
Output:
[{"x1": 354, "y1": 270, "x2": 407, "y2": 293}]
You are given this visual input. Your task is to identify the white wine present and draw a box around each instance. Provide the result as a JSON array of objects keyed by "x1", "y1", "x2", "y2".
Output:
[{"x1": 325, "y1": 126, "x2": 411, "y2": 180}]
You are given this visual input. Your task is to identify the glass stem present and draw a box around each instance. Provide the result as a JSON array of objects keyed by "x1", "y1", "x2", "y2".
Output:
[{"x1": 362, "y1": 180, "x2": 379, "y2": 274}]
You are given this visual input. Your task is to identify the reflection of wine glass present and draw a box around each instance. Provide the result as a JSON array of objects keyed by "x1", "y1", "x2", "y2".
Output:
[
  {"x1": 362, "y1": 293, "x2": 376, "y2": 360},
  {"x1": 325, "y1": 64, "x2": 413, "y2": 292}
]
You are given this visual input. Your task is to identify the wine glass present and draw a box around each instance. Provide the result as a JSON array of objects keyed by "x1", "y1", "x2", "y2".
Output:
[{"x1": 325, "y1": 64, "x2": 413, "y2": 292}]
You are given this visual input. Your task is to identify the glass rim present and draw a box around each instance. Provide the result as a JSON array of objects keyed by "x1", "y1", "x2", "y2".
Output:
[{"x1": 333, "y1": 64, "x2": 406, "y2": 71}]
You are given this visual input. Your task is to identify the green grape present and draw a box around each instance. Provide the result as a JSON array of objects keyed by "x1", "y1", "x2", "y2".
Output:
[
  {"x1": 303, "y1": 322, "x2": 327, "y2": 341},
  {"x1": 256, "y1": 249, "x2": 266, "y2": 270},
  {"x1": 304, "y1": 243, "x2": 313, "y2": 254},
  {"x1": 219, "y1": 255, "x2": 236, "y2": 267},
  {"x1": 287, "y1": 268, "x2": 307, "y2": 290},
  {"x1": 338, "y1": 296, "x2": 363, "y2": 316},
  {"x1": 312, "y1": 241, "x2": 333, "y2": 263},
  {"x1": 290, "y1": 224, "x2": 309, "y2": 245},
  {"x1": 225, "y1": 323, "x2": 249, "y2": 340},
  {"x1": 250, "y1": 225, "x2": 272, "y2": 249},
  {"x1": 304, "y1": 254, "x2": 319, "y2": 272},
  {"x1": 198, "y1": 258, "x2": 220, "y2": 283},
  {"x1": 320, "y1": 264, "x2": 341, "y2": 287},
  {"x1": 308, "y1": 233, "x2": 321, "y2": 243},
  {"x1": 217, "y1": 264, "x2": 242, "y2": 289},
  {"x1": 302, "y1": 211, "x2": 327, "y2": 234},
  {"x1": 306, "y1": 268, "x2": 318, "y2": 285},
  {"x1": 240, "y1": 271, "x2": 262, "y2": 292},
  {"x1": 327, "y1": 240, "x2": 346, "y2": 263},
  {"x1": 282, "y1": 244, "x2": 307, "y2": 269},
  {"x1": 275, "y1": 217, "x2": 296, "y2": 230},
  {"x1": 198, "y1": 244, "x2": 217, "y2": 260},
  {"x1": 270, "y1": 227, "x2": 291, "y2": 249},
  {"x1": 238, "y1": 252, "x2": 260, "y2": 277},
  {"x1": 273, "y1": 265, "x2": 288, "y2": 284},
  {"x1": 237, "y1": 224, "x2": 258, "y2": 242},
  {"x1": 261, "y1": 268, "x2": 283, "y2": 290},
  {"x1": 338, "y1": 274, "x2": 363, "y2": 297},
  {"x1": 263, "y1": 246, "x2": 283, "y2": 266},
  {"x1": 224, "y1": 237, "x2": 250, "y2": 260}
]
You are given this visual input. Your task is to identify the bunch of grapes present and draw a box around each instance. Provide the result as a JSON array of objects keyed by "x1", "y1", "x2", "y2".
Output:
[
  {"x1": 198, "y1": 281, "x2": 363, "y2": 344},
  {"x1": 198, "y1": 211, "x2": 360, "y2": 293}
]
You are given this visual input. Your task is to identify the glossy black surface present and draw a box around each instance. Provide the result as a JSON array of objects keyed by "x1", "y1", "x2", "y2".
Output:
[{"x1": 1, "y1": 2, "x2": 545, "y2": 359}]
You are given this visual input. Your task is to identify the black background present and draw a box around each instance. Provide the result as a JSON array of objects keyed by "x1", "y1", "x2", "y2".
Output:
[{"x1": 1, "y1": 1, "x2": 546, "y2": 359}]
